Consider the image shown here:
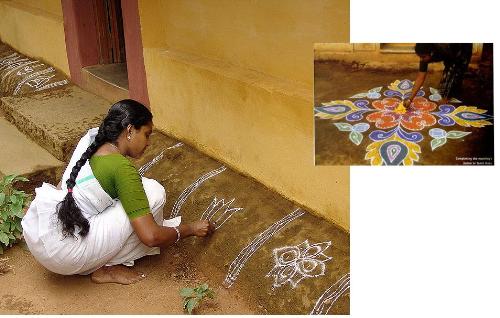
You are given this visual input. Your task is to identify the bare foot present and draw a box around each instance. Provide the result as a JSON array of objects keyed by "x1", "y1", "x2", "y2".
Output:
[{"x1": 91, "y1": 265, "x2": 146, "y2": 285}]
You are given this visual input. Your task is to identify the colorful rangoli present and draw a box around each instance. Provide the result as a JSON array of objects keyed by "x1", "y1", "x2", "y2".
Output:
[{"x1": 315, "y1": 79, "x2": 493, "y2": 165}]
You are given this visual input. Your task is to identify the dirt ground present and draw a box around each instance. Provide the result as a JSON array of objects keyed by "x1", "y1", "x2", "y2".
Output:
[
  {"x1": 0, "y1": 129, "x2": 350, "y2": 315},
  {"x1": 0, "y1": 241, "x2": 257, "y2": 314},
  {"x1": 314, "y1": 53, "x2": 494, "y2": 166}
]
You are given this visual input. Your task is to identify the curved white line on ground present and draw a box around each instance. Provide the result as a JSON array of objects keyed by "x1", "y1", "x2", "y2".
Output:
[
  {"x1": 223, "y1": 208, "x2": 305, "y2": 288},
  {"x1": 310, "y1": 273, "x2": 350, "y2": 315},
  {"x1": 138, "y1": 142, "x2": 184, "y2": 176},
  {"x1": 170, "y1": 165, "x2": 226, "y2": 218}
]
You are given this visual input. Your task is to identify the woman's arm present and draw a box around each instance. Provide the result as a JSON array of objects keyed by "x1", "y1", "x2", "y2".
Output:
[
  {"x1": 405, "y1": 71, "x2": 427, "y2": 107},
  {"x1": 130, "y1": 214, "x2": 214, "y2": 248}
]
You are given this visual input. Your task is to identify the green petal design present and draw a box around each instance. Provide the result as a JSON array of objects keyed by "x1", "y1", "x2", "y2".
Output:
[
  {"x1": 334, "y1": 122, "x2": 353, "y2": 132},
  {"x1": 431, "y1": 137, "x2": 447, "y2": 151},
  {"x1": 349, "y1": 92, "x2": 367, "y2": 98},
  {"x1": 369, "y1": 86, "x2": 383, "y2": 93},
  {"x1": 350, "y1": 131, "x2": 363, "y2": 145},
  {"x1": 446, "y1": 131, "x2": 472, "y2": 139}
]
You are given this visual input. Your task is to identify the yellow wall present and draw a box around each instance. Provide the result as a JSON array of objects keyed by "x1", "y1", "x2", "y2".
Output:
[
  {"x1": 158, "y1": 0, "x2": 349, "y2": 86},
  {"x1": 0, "y1": 0, "x2": 69, "y2": 75},
  {"x1": 139, "y1": 0, "x2": 350, "y2": 231}
]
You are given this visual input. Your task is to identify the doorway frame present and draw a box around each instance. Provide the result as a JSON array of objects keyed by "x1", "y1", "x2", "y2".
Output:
[{"x1": 61, "y1": 0, "x2": 150, "y2": 106}]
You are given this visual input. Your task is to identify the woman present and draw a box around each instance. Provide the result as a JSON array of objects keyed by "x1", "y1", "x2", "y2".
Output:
[
  {"x1": 404, "y1": 43, "x2": 473, "y2": 107},
  {"x1": 22, "y1": 99, "x2": 214, "y2": 285}
]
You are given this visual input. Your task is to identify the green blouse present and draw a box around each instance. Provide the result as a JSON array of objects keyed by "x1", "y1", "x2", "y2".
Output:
[{"x1": 89, "y1": 153, "x2": 150, "y2": 219}]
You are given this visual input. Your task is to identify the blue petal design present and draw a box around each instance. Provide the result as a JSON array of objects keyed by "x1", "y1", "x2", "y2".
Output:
[
  {"x1": 346, "y1": 110, "x2": 370, "y2": 121},
  {"x1": 429, "y1": 94, "x2": 441, "y2": 101},
  {"x1": 367, "y1": 92, "x2": 381, "y2": 99},
  {"x1": 315, "y1": 104, "x2": 351, "y2": 115},
  {"x1": 384, "y1": 90, "x2": 402, "y2": 98},
  {"x1": 369, "y1": 127, "x2": 398, "y2": 141},
  {"x1": 396, "y1": 127, "x2": 423, "y2": 143},
  {"x1": 436, "y1": 115, "x2": 455, "y2": 126},
  {"x1": 352, "y1": 123, "x2": 370, "y2": 132},
  {"x1": 456, "y1": 112, "x2": 493, "y2": 121},
  {"x1": 433, "y1": 104, "x2": 455, "y2": 115},
  {"x1": 429, "y1": 128, "x2": 447, "y2": 138},
  {"x1": 398, "y1": 80, "x2": 413, "y2": 90},
  {"x1": 380, "y1": 140, "x2": 409, "y2": 166},
  {"x1": 403, "y1": 90, "x2": 425, "y2": 100},
  {"x1": 353, "y1": 99, "x2": 370, "y2": 109}
]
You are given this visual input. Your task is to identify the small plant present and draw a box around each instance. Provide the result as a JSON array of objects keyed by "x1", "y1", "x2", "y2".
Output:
[
  {"x1": 0, "y1": 174, "x2": 30, "y2": 254},
  {"x1": 180, "y1": 283, "x2": 215, "y2": 314}
]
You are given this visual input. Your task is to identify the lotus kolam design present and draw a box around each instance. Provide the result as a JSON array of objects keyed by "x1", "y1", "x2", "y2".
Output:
[{"x1": 315, "y1": 79, "x2": 493, "y2": 165}]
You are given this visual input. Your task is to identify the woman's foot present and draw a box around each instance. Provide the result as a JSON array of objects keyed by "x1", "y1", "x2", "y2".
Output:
[{"x1": 91, "y1": 265, "x2": 146, "y2": 285}]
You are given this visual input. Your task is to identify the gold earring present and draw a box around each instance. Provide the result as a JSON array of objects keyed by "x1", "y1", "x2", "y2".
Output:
[{"x1": 127, "y1": 135, "x2": 131, "y2": 141}]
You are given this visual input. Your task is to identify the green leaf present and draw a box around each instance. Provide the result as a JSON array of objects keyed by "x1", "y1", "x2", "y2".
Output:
[
  {"x1": 446, "y1": 131, "x2": 472, "y2": 139},
  {"x1": 369, "y1": 86, "x2": 382, "y2": 93},
  {"x1": 13, "y1": 176, "x2": 29, "y2": 182},
  {"x1": 180, "y1": 288, "x2": 194, "y2": 297},
  {"x1": 198, "y1": 283, "x2": 209, "y2": 292},
  {"x1": 1, "y1": 209, "x2": 9, "y2": 220},
  {"x1": 0, "y1": 193, "x2": 5, "y2": 206},
  {"x1": 0, "y1": 223, "x2": 9, "y2": 232},
  {"x1": 3, "y1": 175, "x2": 16, "y2": 185},
  {"x1": 350, "y1": 92, "x2": 368, "y2": 98},
  {"x1": 334, "y1": 122, "x2": 353, "y2": 132},
  {"x1": 0, "y1": 232, "x2": 10, "y2": 245},
  {"x1": 186, "y1": 298, "x2": 199, "y2": 314},
  {"x1": 12, "y1": 205, "x2": 24, "y2": 218},
  {"x1": 349, "y1": 131, "x2": 363, "y2": 145},
  {"x1": 15, "y1": 221, "x2": 23, "y2": 232},
  {"x1": 431, "y1": 137, "x2": 447, "y2": 151},
  {"x1": 9, "y1": 195, "x2": 18, "y2": 204}
]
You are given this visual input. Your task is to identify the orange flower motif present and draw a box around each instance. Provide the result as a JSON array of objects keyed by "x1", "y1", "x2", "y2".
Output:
[{"x1": 367, "y1": 97, "x2": 437, "y2": 131}]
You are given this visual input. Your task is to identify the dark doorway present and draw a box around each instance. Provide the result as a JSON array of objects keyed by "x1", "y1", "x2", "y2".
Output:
[
  {"x1": 93, "y1": 0, "x2": 126, "y2": 65},
  {"x1": 63, "y1": 0, "x2": 150, "y2": 105}
]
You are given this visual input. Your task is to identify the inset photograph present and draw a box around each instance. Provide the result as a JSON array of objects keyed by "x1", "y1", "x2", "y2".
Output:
[{"x1": 314, "y1": 43, "x2": 494, "y2": 166}]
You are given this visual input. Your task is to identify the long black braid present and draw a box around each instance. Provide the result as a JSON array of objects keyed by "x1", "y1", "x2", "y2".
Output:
[{"x1": 56, "y1": 99, "x2": 153, "y2": 238}]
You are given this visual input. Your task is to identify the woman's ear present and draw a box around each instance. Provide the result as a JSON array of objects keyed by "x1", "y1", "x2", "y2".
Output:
[{"x1": 127, "y1": 124, "x2": 133, "y2": 140}]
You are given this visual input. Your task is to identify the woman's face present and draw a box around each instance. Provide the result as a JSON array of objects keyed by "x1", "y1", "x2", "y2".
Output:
[{"x1": 127, "y1": 121, "x2": 153, "y2": 158}]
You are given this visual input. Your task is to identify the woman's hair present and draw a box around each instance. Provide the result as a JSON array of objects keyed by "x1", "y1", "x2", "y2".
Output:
[
  {"x1": 57, "y1": 99, "x2": 153, "y2": 238},
  {"x1": 414, "y1": 43, "x2": 433, "y2": 57}
]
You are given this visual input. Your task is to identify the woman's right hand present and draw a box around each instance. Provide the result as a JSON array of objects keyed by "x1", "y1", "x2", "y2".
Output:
[{"x1": 190, "y1": 220, "x2": 215, "y2": 237}]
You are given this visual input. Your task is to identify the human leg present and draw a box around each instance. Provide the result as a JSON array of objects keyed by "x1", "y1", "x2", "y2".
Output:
[
  {"x1": 88, "y1": 178, "x2": 166, "y2": 284},
  {"x1": 103, "y1": 178, "x2": 166, "y2": 267},
  {"x1": 90, "y1": 265, "x2": 146, "y2": 285},
  {"x1": 439, "y1": 44, "x2": 472, "y2": 100}
]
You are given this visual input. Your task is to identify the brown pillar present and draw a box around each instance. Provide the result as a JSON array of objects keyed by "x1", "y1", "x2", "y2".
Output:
[
  {"x1": 61, "y1": 0, "x2": 99, "y2": 85},
  {"x1": 121, "y1": 0, "x2": 150, "y2": 107}
]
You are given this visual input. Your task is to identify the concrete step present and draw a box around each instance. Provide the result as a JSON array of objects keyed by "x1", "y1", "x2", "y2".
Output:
[
  {"x1": 0, "y1": 85, "x2": 110, "y2": 162},
  {"x1": 132, "y1": 130, "x2": 350, "y2": 315},
  {"x1": 0, "y1": 116, "x2": 65, "y2": 193},
  {"x1": 81, "y1": 64, "x2": 129, "y2": 103}
]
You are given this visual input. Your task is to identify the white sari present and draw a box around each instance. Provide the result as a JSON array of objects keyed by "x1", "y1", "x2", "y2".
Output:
[{"x1": 22, "y1": 128, "x2": 179, "y2": 275}]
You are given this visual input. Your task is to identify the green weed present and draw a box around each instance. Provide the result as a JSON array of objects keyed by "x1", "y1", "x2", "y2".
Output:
[
  {"x1": 179, "y1": 283, "x2": 215, "y2": 314},
  {"x1": 0, "y1": 174, "x2": 30, "y2": 254}
]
